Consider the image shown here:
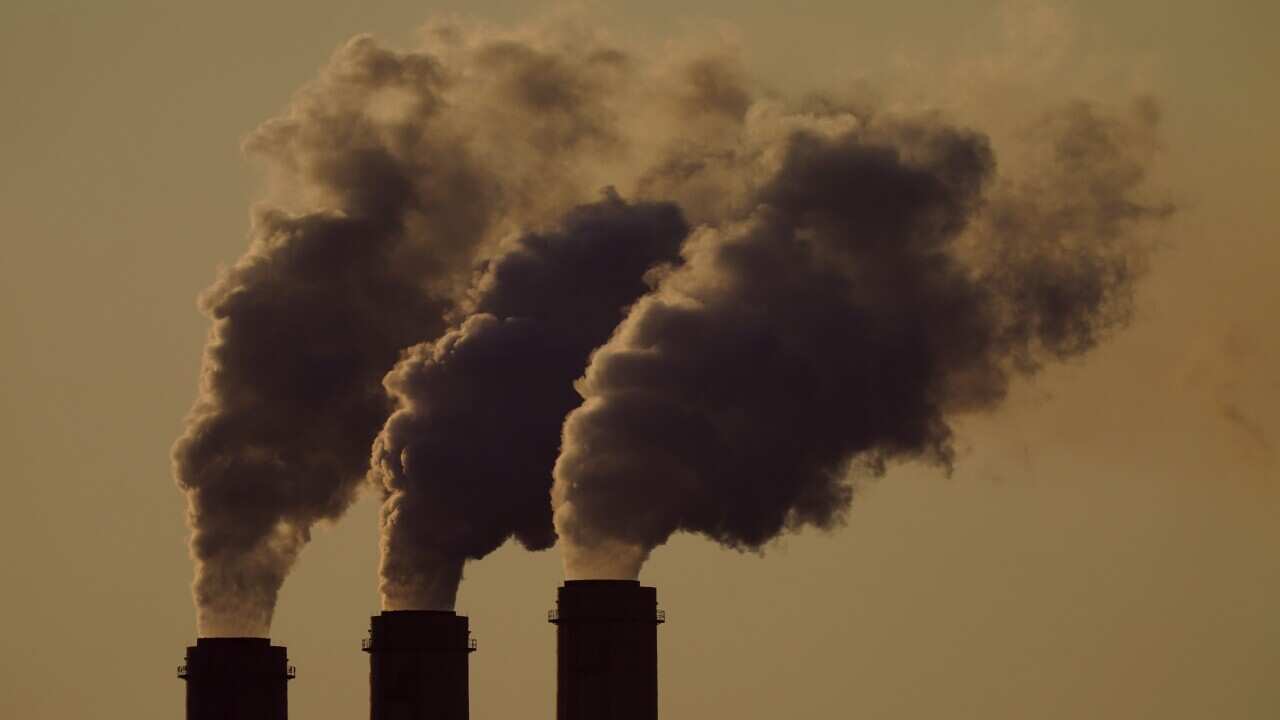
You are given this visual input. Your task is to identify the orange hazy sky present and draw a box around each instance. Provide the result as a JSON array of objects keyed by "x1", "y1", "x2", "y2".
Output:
[{"x1": 0, "y1": 1, "x2": 1276, "y2": 718}]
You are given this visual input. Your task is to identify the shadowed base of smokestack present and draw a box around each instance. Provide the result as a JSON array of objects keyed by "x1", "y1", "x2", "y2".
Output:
[
  {"x1": 550, "y1": 580, "x2": 665, "y2": 720},
  {"x1": 178, "y1": 637, "x2": 294, "y2": 720},
  {"x1": 364, "y1": 610, "x2": 476, "y2": 720}
]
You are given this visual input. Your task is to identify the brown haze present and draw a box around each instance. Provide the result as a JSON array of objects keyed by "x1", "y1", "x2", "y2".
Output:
[{"x1": 1, "y1": 2, "x2": 1275, "y2": 719}]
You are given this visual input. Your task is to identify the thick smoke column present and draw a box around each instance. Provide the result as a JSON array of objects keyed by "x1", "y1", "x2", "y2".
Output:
[
  {"x1": 553, "y1": 102, "x2": 1171, "y2": 578},
  {"x1": 371, "y1": 192, "x2": 688, "y2": 609},
  {"x1": 173, "y1": 27, "x2": 635, "y2": 635},
  {"x1": 172, "y1": 39, "x2": 477, "y2": 637}
]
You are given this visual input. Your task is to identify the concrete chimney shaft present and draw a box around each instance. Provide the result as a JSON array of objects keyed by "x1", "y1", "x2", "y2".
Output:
[
  {"x1": 179, "y1": 637, "x2": 294, "y2": 720},
  {"x1": 550, "y1": 580, "x2": 665, "y2": 720},
  {"x1": 364, "y1": 610, "x2": 475, "y2": 720}
]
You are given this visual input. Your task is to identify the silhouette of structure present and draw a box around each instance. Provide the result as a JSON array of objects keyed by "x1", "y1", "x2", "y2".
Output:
[
  {"x1": 364, "y1": 610, "x2": 476, "y2": 720},
  {"x1": 178, "y1": 637, "x2": 294, "y2": 720},
  {"x1": 549, "y1": 580, "x2": 665, "y2": 720}
]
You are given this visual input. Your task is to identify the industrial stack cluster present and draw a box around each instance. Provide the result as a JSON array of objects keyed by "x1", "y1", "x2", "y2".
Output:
[{"x1": 178, "y1": 580, "x2": 664, "y2": 719}]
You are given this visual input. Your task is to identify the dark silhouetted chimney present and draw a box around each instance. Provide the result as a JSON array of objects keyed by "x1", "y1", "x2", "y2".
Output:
[
  {"x1": 178, "y1": 637, "x2": 294, "y2": 720},
  {"x1": 364, "y1": 610, "x2": 476, "y2": 720},
  {"x1": 549, "y1": 580, "x2": 665, "y2": 720}
]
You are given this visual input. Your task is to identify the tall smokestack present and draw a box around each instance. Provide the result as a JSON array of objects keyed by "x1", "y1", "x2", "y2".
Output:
[
  {"x1": 550, "y1": 580, "x2": 665, "y2": 720},
  {"x1": 178, "y1": 637, "x2": 294, "y2": 720},
  {"x1": 364, "y1": 611, "x2": 476, "y2": 720}
]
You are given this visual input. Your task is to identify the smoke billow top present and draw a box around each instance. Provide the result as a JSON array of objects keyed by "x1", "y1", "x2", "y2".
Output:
[{"x1": 174, "y1": 19, "x2": 1169, "y2": 631}]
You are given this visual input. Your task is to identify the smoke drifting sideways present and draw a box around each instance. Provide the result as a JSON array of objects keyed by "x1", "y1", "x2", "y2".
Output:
[
  {"x1": 553, "y1": 101, "x2": 1172, "y2": 579},
  {"x1": 173, "y1": 11, "x2": 1171, "y2": 629},
  {"x1": 173, "y1": 27, "x2": 640, "y2": 636},
  {"x1": 371, "y1": 192, "x2": 688, "y2": 610}
]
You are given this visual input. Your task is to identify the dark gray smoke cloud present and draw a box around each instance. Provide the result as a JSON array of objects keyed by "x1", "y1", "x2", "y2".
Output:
[
  {"x1": 173, "y1": 28, "x2": 639, "y2": 636},
  {"x1": 173, "y1": 13, "x2": 1171, "y2": 627},
  {"x1": 174, "y1": 208, "x2": 450, "y2": 637},
  {"x1": 552, "y1": 101, "x2": 1171, "y2": 578},
  {"x1": 171, "y1": 40, "x2": 477, "y2": 637},
  {"x1": 371, "y1": 191, "x2": 688, "y2": 609}
]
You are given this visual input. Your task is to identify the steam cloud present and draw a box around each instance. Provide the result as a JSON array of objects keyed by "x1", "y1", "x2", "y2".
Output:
[{"x1": 174, "y1": 16, "x2": 1170, "y2": 630}]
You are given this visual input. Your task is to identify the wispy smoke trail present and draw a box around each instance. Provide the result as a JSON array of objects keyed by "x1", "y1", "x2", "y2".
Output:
[
  {"x1": 371, "y1": 191, "x2": 688, "y2": 610},
  {"x1": 552, "y1": 101, "x2": 1171, "y2": 578}
]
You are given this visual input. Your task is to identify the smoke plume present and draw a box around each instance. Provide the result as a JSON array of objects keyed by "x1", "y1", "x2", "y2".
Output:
[
  {"x1": 552, "y1": 101, "x2": 1171, "y2": 578},
  {"x1": 173, "y1": 26, "x2": 639, "y2": 635},
  {"x1": 371, "y1": 192, "x2": 688, "y2": 609},
  {"x1": 174, "y1": 13, "x2": 1171, "y2": 627}
]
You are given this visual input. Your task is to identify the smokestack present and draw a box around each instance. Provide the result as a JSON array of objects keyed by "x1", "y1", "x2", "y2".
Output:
[
  {"x1": 178, "y1": 637, "x2": 294, "y2": 720},
  {"x1": 364, "y1": 610, "x2": 476, "y2": 720},
  {"x1": 549, "y1": 580, "x2": 665, "y2": 720}
]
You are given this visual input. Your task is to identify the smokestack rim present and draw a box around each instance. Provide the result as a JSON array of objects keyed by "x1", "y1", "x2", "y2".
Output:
[
  {"x1": 178, "y1": 637, "x2": 294, "y2": 682},
  {"x1": 561, "y1": 579, "x2": 642, "y2": 587},
  {"x1": 550, "y1": 580, "x2": 664, "y2": 624},
  {"x1": 364, "y1": 610, "x2": 476, "y2": 654},
  {"x1": 376, "y1": 609, "x2": 459, "y2": 616}
]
